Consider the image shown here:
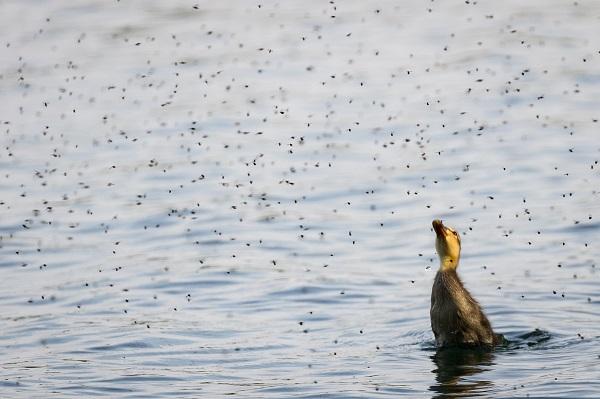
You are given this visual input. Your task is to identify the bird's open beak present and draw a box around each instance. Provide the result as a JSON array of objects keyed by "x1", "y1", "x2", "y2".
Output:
[{"x1": 432, "y1": 219, "x2": 446, "y2": 238}]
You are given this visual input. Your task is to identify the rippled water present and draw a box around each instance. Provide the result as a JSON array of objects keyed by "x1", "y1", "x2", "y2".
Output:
[{"x1": 1, "y1": 0, "x2": 599, "y2": 397}]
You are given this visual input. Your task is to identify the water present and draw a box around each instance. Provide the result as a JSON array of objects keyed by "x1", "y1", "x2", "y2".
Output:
[{"x1": 1, "y1": 0, "x2": 599, "y2": 397}]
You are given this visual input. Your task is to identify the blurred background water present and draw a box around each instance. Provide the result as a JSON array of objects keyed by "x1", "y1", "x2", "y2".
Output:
[{"x1": 0, "y1": 0, "x2": 599, "y2": 397}]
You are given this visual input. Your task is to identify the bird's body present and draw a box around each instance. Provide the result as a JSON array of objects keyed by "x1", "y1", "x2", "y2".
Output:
[
  {"x1": 431, "y1": 267, "x2": 499, "y2": 347},
  {"x1": 430, "y1": 219, "x2": 502, "y2": 348}
]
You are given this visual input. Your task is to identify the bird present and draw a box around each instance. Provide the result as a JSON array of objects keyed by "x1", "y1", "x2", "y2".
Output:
[{"x1": 430, "y1": 219, "x2": 503, "y2": 348}]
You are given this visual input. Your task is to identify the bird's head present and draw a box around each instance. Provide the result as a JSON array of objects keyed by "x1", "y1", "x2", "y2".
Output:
[{"x1": 432, "y1": 219, "x2": 461, "y2": 270}]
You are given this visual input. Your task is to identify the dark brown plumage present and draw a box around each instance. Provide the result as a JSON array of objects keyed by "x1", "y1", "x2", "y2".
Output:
[
  {"x1": 430, "y1": 219, "x2": 502, "y2": 348},
  {"x1": 431, "y1": 268, "x2": 501, "y2": 347}
]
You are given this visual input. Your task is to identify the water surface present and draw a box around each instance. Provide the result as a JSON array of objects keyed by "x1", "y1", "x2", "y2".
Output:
[{"x1": 1, "y1": 0, "x2": 599, "y2": 397}]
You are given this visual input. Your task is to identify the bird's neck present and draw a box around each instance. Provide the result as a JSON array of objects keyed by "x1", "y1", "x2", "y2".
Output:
[{"x1": 439, "y1": 256, "x2": 459, "y2": 271}]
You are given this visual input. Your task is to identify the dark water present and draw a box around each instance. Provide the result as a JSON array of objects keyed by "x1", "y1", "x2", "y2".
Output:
[{"x1": 1, "y1": 0, "x2": 599, "y2": 397}]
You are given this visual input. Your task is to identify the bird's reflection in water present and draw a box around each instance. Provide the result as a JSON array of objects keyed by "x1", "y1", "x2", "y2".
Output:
[{"x1": 429, "y1": 347, "x2": 495, "y2": 398}]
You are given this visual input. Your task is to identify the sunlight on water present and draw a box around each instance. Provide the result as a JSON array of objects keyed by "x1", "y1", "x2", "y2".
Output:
[{"x1": 0, "y1": 0, "x2": 599, "y2": 397}]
